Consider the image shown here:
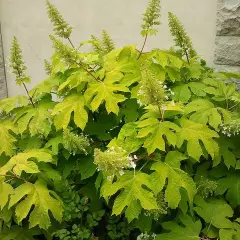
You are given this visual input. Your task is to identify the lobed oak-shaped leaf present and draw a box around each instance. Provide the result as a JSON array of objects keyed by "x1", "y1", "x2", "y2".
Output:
[
  {"x1": 137, "y1": 111, "x2": 180, "y2": 154},
  {"x1": 213, "y1": 137, "x2": 236, "y2": 168},
  {"x1": 0, "y1": 225, "x2": 41, "y2": 240},
  {"x1": 176, "y1": 118, "x2": 219, "y2": 160},
  {"x1": 0, "y1": 124, "x2": 16, "y2": 156},
  {"x1": 101, "y1": 172, "x2": 158, "y2": 222},
  {"x1": 58, "y1": 69, "x2": 94, "y2": 92},
  {"x1": 185, "y1": 99, "x2": 231, "y2": 129},
  {"x1": 14, "y1": 101, "x2": 55, "y2": 137},
  {"x1": 173, "y1": 82, "x2": 206, "y2": 103},
  {"x1": 9, "y1": 179, "x2": 63, "y2": 229},
  {"x1": 1, "y1": 149, "x2": 53, "y2": 176},
  {"x1": 84, "y1": 80, "x2": 129, "y2": 115},
  {"x1": 151, "y1": 151, "x2": 197, "y2": 209},
  {"x1": 216, "y1": 171, "x2": 240, "y2": 205},
  {"x1": 0, "y1": 182, "x2": 13, "y2": 209},
  {"x1": 0, "y1": 95, "x2": 29, "y2": 114},
  {"x1": 29, "y1": 76, "x2": 61, "y2": 100},
  {"x1": 194, "y1": 195, "x2": 233, "y2": 229},
  {"x1": 52, "y1": 93, "x2": 88, "y2": 130},
  {"x1": 156, "y1": 213, "x2": 201, "y2": 240},
  {"x1": 45, "y1": 133, "x2": 63, "y2": 155},
  {"x1": 108, "y1": 122, "x2": 144, "y2": 153}
]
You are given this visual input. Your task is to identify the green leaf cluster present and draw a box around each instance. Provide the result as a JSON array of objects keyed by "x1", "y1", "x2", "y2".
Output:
[{"x1": 2, "y1": 0, "x2": 240, "y2": 239}]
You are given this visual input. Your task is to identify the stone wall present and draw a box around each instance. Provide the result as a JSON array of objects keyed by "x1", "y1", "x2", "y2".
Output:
[
  {"x1": 0, "y1": 24, "x2": 7, "y2": 100},
  {"x1": 214, "y1": 0, "x2": 240, "y2": 72}
]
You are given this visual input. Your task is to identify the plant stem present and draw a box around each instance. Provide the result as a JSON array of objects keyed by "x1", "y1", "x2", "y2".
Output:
[
  {"x1": 137, "y1": 34, "x2": 148, "y2": 60},
  {"x1": 0, "y1": 172, "x2": 27, "y2": 183},
  {"x1": 22, "y1": 81, "x2": 35, "y2": 107},
  {"x1": 158, "y1": 105, "x2": 164, "y2": 121},
  {"x1": 77, "y1": 62, "x2": 100, "y2": 82},
  {"x1": 229, "y1": 102, "x2": 240, "y2": 111},
  {"x1": 67, "y1": 37, "x2": 100, "y2": 82},
  {"x1": 184, "y1": 48, "x2": 190, "y2": 64},
  {"x1": 16, "y1": 68, "x2": 35, "y2": 107},
  {"x1": 177, "y1": 30, "x2": 190, "y2": 64},
  {"x1": 67, "y1": 37, "x2": 75, "y2": 49},
  {"x1": 138, "y1": 160, "x2": 149, "y2": 172}
]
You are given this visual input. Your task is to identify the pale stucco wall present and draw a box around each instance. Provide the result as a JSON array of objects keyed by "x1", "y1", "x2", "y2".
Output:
[{"x1": 0, "y1": 0, "x2": 218, "y2": 96}]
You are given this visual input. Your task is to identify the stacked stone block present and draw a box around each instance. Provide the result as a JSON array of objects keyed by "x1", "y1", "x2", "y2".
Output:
[{"x1": 214, "y1": 0, "x2": 240, "y2": 72}]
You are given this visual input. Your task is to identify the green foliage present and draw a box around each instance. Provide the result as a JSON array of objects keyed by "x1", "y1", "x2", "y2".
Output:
[
  {"x1": 1, "y1": 0, "x2": 240, "y2": 239},
  {"x1": 151, "y1": 151, "x2": 196, "y2": 209},
  {"x1": 9, "y1": 179, "x2": 63, "y2": 229},
  {"x1": 102, "y1": 172, "x2": 158, "y2": 222},
  {"x1": 194, "y1": 196, "x2": 233, "y2": 228},
  {"x1": 156, "y1": 214, "x2": 201, "y2": 240}
]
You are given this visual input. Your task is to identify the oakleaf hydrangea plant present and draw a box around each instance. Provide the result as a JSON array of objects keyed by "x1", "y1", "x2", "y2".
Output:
[{"x1": 0, "y1": 0, "x2": 240, "y2": 239}]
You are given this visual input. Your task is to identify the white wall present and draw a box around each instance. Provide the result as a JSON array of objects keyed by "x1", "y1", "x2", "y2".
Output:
[{"x1": 0, "y1": 0, "x2": 218, "y2": 96}]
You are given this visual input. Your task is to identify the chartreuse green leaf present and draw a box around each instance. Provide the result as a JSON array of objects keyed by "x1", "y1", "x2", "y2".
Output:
[
  {"x1": 108, "y1": 122, "x2": 144, "y2": 153},
  {"x1": 137, "y1": 110, "x2": 180, "y2": 154},
  {"x1": 58, "y1": 69, "x2": 94, "y2": 92},
  {"x1": 119, "y1": 99, "x2": 140, "y2": 123},
  {"x1": 14, "y1": 101, "x2": 55, "y2": 137},
  {"x1": 52, "y1": 93, "x2": 88, "y2": 130},
  {"x1": 0, "y1": 123, "x2": 16, "y2": 156},
  {"x1": 153, "y1": 50, "x2": 183, "y2": 69},
  {"x1": 173, "y1": 82, "x2": 206, "y2": 103},
  {"x1": 0, "y1": 182, "x2": 13, "y2": 209},
  {"x1": 220, "y1": 229, "x2": 236, "y2": 240},
  {"x1": 78, "y1": 156, "x2": 96, "y2": 180},
  {"x1": 173, "y1": 84, "x2": 191, "y2": 103},
  {"x1": 84, "y1": 46, "x2": 139, "y2": 115},
  {"x1": 0, "y1": 95, "x2": 29, "y2": 114},
  {"x1": 156, "y1": 213, "x2": 201, "y2": 240},
  {"x1": 185, "y1": 99, "x2": 231, "y2": 129},
  {"x1": 176, "y1": 118, "x2": 219, "y2": 160},
  {"x1": 216, "y1": 171, "x2": 240, "y2": 205},
  {"x1": 45, "y1": 133, "x2": 63, "y2": 155},
  {"x1": 204, "y1": 79, "x2": 237, "y2": 102},
  {"x1": 151, "y1": 151, "x2": 197, "y2": 209},
  {"x1": 0, "y1": 225, "x2": 41, "y2": 240},
  {"x1": 194, "y1": 195, "x2": 233, "y2": 228},
  {"x1": 219, "y1": 222, "x2": 240, "y2": 240},
  {"x1": 84, "y1": 80, "x2": 129, "y2": 115},
  {"x1": 214, "y1": 137, "x2": 236, "y2": 168},
  {"x1": 1, "y1": 149, "x2": 53, "y2": 176},
  {"x1": 9, "y1": 179, "x2": 63, "y2": 229},
  {"x1": 0, "y1": 206, "x2": 12, "y2": 225},
  {"x1": 102, "y1": 45, "x2": 138, "y2": 78},
  {"x1": 101, "y1": 171, "x2": 158, "y2": 222},
  {"x1": 29, "y1": 75, "x2": 61, "y2": 100}
]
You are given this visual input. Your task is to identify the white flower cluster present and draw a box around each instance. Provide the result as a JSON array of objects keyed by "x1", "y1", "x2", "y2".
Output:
[
  {"x1": 94, "y1": 147, "x2": 138, "y2": 179},
  {"x1": 218, "y1": 121, "x2": 240, "y2": 137},
  {"x1": 137, "y1": 75, "x2": 175, "y2": 107},
  {"x1": 137, "y1": 232, "x2": 157, "y2": 240}
]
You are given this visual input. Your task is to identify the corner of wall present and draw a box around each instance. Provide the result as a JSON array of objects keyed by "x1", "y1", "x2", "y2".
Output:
[{"x1": 0, "y1": 23, "x2": 8, "y2": 100}]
